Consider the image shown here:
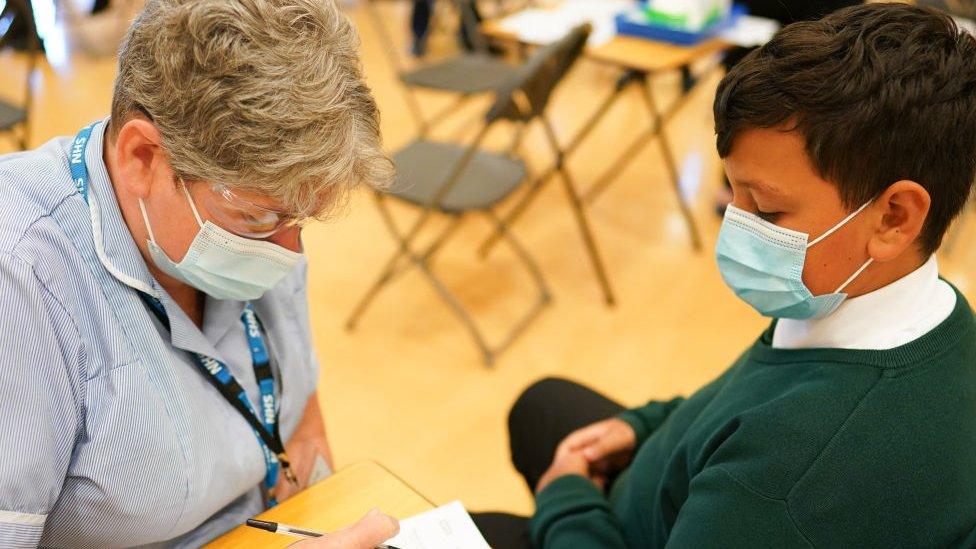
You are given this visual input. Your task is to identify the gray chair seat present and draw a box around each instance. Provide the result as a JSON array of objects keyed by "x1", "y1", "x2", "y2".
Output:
[
  {"x1": 390, "y1": 140, "x2": 527, "y2": 212},
  {"x1": 0, "y1": 99, "x2": 26, "y2": 130},
  {"x1": 402, "y1": 54, "x2": 520, "y2": 95}
]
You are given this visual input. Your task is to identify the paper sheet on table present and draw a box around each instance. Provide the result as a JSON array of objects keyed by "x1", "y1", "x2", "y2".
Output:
[
  {"x1": 385, "y1": 501, "x2": 490, "y2": 549},
  {"x1": 497, "y1": 0, "x2": 632, "y2": 46},
  {"x1": 719, "y1": 15, "x2": 780, "y2": 48}
]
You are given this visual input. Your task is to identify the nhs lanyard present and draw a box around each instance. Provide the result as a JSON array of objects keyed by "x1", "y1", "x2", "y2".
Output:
[{"x1": 70, "y1": 123, "x2": 296, "y2": 502}]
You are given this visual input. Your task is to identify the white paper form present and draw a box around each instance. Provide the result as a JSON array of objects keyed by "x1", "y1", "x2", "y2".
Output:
[
  {"x1": 384, "y1": 501, "x2": 491, "y2": 549},
  {"x1": 497, "y1": 0, "x2": 632, "y2": 46}
]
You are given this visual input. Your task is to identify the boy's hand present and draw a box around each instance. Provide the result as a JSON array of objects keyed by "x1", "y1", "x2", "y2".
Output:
[
  {"x1": 558, "y1": 418, "x2": 637, "y2": 477},
  {"x1": 289, "y1": 509, "x2": 398, "y2": 549},
  {"x1": 535, "y1": 449, "x2": 595, "y2": 494},
  {"x1": 535, "y1": 418, "x2": 638, "y2": 495}
]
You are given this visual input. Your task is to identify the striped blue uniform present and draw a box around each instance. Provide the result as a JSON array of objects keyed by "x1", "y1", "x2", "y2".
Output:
[{"x1": 0, "y1": 119, "x2": 320, "y2": 547}]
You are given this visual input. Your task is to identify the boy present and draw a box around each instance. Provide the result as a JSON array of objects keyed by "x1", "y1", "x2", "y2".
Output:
[{"x1": 474, "y1": 3, "x2": 976, "y2": 547}]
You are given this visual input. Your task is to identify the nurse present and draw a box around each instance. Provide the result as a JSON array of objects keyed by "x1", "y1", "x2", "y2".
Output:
[{"x1": 0, "y1": 0, "x2": 397, "y2": 547}]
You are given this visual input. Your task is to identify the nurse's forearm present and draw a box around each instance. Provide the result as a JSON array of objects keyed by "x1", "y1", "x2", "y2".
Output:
[
  {"x1": 276, "y1": 392, "x2": 335, "y2": 501},
  {"x1": 292, "y1": 392, "x2": 334, "y2": 470}
]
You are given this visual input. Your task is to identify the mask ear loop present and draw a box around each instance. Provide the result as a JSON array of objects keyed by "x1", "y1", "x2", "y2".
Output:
[
  {"x1": 802, "y1": 200, "x2": 875, "y2": 294},
  {"x1": 834, "y1": 257, "x2": 874, "y2": 293},
  {"x1": 178, "y1": 177, "x2": 205, "y2": 228},
  {"x1": 807, "y1": 201, "x2": 873, "y2": 249},
  {"x1": 138, "y1": 198, "x2": 158, "y2": 244},
  {"x1": 138, "y1": 177, "x2": 205, "y2": 242}
]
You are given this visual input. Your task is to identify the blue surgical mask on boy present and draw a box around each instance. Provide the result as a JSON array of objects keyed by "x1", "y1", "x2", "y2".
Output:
[{"x1": 716, "y1": 201, "x2": 873, "y2": 319}]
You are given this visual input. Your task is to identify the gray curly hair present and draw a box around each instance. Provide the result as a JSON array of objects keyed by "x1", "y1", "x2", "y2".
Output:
[{"x1": 111, "y1": 0, "x2": 392, "y2": 218}]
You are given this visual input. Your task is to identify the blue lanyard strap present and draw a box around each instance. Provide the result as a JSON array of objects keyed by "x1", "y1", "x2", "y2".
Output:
[
  {"x1": 242, "y1": 305, "x2": 282, "y2": 493},
  {"x1": 69, "y1": 122, "x2": 96, "y2": 203},
  {"x1": 69, "y1": 123, "x2": 294, "y2": 504},
  {"x1": 138, "y1": 293, "x2": 296, "y2": 498}
]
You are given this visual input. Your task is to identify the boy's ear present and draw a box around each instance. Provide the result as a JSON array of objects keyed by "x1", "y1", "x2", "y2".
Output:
[{"x1": 866, "y1": 180, "x2": 931, "y2": 262}]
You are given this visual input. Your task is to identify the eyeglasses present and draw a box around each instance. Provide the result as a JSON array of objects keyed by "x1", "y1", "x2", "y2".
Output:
[{"x1": 192, "y1": 182, "x2": 312, "y2": 239}]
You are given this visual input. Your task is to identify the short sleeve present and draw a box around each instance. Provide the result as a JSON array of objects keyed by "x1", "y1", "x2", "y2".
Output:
[
  {"x1": 291, "y1": 259, "x2": 319, "y2": 382},
  {"x1": 0, "y1": 254, "x2": 82, "y2": 548}
]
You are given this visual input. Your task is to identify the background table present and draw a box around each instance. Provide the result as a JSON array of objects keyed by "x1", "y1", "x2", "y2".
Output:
[
  {"x1": 482, "y1": 19, "x2": 727, "y2": 72},
  {"x1": 205, "y1": 461, "x2": 435, "y2": 548}
]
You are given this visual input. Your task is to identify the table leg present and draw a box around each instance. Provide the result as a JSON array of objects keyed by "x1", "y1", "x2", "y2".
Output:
[
  {"x1": 479, "y1": 70, "x2": 642, "y2": 257},
  {"x1": 638, "y1": 77, "x2": 703, "y2": 251},
  {"x1": 582, "y1": 71, "x2": 704, "y2": 251}
]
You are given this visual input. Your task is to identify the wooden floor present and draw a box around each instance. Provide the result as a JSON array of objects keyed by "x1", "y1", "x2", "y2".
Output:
[{"x1": 3, "y1": 1, "x2": 976, "y2": 519}]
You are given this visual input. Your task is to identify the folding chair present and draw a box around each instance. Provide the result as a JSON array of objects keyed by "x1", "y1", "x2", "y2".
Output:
[
  {"x1": 474, "y1": 65, "x2": 713, "y2": 304},
  {"x1": 0, "y1": 0, "x2": 39, "y2": 151},
  {"x1": 346, "y1": 24, "x2": 593, "y2": 366},
  {"x1": 363, "y1": 0, "x2": 522, "y2": 137}
]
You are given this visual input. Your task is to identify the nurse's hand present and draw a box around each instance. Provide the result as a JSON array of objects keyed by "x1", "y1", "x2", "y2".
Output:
[
  {"x1": 289, "y1": 509, "x2": 399, "y2": 549},
  {"x1": 556, "y1": 418, "x2": 636, "y2": 479}
]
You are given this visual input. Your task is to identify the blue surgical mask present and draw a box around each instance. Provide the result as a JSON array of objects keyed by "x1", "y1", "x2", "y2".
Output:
[
  {"x1": 716, "y1": 202, "x2": 873, "y2": 319},
  {"x1": 138, "y1": 182, "x2": 302, "y2": 301}
]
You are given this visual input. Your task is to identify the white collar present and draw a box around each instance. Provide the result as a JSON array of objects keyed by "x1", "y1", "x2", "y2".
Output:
[
  {"x1": 772, "y1": 255, "x2": 956, "y2": 350},
  {"x1": 81, "y1": 118, "x2": 160, "y2": 298}
]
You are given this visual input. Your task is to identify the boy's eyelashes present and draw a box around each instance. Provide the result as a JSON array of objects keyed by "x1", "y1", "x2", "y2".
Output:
[{"x1": 756, "y1": 210, "x2": 782, "y2": 222}]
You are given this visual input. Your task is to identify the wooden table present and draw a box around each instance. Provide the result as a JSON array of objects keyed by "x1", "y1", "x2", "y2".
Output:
[
  {"x1": 482, "y1": 19, "x2": 727, "y2": 73},
  {"x1": 205, "y1": 461, "x2": 435, "y2": 548},
  {"x1": 479, "y1": 11, "x2": 734, "y2": 301}
]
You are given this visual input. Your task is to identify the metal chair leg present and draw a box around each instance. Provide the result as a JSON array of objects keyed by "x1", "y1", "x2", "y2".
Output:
[
  {"x1": 478, "y1": 70, "x2": 641, "y2": 256},
  {"x1": 406, "y1": 210, "x2": 553, "y2": 366},
  {"x1": 481, "y1": 210, "x2": 552, "y2": 358},
  {"x1": 376, "y1": 196, "x2": 464, "y2": 284},
  {"x1": 428, "y1": 94, "x2": 476, "y2": 138},
  {"x1": 17, "y1": 122, "x2": 29, "y2": 151},
  {"x1": 483, "y1": 210, "x2": 550, "y2": 300},
  {"x1": 540, "y1": 116, "x2": 616, "y2": 306},
  {"x1": 349, "y1": 204, "x2": 552, "y2": 365},
  {"x1": 581, "y1": 68, "x2": 705, "y2": 206},
  {"x1": 412, "y1": 253, "x2": 496, "y2": 365},
  {"x1": 404, "y1": 85, "x2": 432, "y2": 138},
  {"x1": 346, "y1": 198, "x2": 464, "y2": 330},
  {"x1": 581, "y1": 122, "x2": 657, "y2": 204},
  {"x1": 344, "y1": 245, "x2": 411, "y2": 331},
  {"x1": 478, "y1": 170, "x2": 547, "y2": 258},
  {"x1": 345, "y1": 196, "x2": 437, "y2": 330}
]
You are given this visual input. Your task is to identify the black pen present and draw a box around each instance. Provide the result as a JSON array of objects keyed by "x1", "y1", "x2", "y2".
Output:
[{"x1": 245, "y1": 518, "x2": 402, "y2": 549}]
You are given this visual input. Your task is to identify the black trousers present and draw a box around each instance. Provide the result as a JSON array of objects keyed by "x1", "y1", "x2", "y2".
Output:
[{"x1": 472, "y1": 378, "x2": 626, "y2": 549}]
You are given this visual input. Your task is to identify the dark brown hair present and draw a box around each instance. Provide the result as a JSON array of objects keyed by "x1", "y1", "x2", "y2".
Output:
[{"x1": 714, "y1": 3, "x2": 976, "y2": 254}]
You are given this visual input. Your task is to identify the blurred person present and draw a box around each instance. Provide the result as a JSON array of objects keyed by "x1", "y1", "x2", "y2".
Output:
[
  {"x1": 0, "y1": 0, "x2": 40, "y2": 51},
  {"x1": 475, "y1": 4, "x2": 976, "y2": 547},
  {"x1": 410, "y1": 0, "x2": 483, "y2": 56},
  {"x1": 0, "y1": 0, "x2": 398, "y2": 546}
]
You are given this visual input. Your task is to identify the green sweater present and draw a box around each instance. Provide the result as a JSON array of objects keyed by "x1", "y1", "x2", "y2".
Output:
[{"x1": 531, "y1": 286, "x2": 976, "y2": 548}]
